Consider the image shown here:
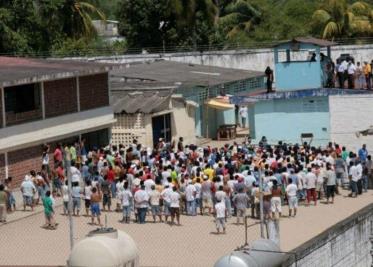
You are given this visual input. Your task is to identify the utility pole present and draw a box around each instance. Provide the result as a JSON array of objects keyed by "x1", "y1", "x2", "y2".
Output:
[
  {"x1": 259, "y1": 168, "x2": 265, "y2": 238},
  {"x1": 65, "y1": 159, "x2": 74, "y2": 250}
]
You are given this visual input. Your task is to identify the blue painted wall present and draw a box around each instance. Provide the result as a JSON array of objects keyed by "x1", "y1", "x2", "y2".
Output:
[
  {"x1": 250, "y1": 96, "x2": 330, "y2": 146},
  {"x1": 275, "y1": 61, "x2": 323, "y2": 91}
]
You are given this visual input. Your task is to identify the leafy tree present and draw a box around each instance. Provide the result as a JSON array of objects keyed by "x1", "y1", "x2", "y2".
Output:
[{"x1": 312, "y1": 0, "x2": 372, "y2": 39}]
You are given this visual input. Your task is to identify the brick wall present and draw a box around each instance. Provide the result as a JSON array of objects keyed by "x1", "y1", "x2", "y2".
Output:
[
  {"x1": 79, "y1": 73, "x2": 109, "y2": 111},
  {"x1": 0, "y1": 154, "x2": 5, "y2": 181},
  {"x1": 8, "y1": 145, "x2": 43, "y2": 187},
  {"x1": 44, "y1": 78, "x2": 78, "y2": 118}
]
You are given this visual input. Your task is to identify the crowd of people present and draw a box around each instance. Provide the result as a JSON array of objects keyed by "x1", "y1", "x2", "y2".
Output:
[{"x1": 0, "y1": 137, "x2": 371, "y2": 234}]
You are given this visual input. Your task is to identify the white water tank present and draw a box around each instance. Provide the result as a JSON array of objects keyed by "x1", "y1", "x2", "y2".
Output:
[{"x1": 67, "y1": 228, "x2": 139, "y2": 267}]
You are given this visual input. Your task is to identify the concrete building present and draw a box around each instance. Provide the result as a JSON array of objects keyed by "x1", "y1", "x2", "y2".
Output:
[
  {"x1": 111, "y1": 60, "x2": 264, "y2": 142},
  {"x1": 110, "y1": 88, "x2": 196, "y2": 148},
  {"x1": 231, "y1": 38, "x2": 373, "y2": 148},
  {"x1": 0, "y1": 57, "x2": 116, "y2": 185}
]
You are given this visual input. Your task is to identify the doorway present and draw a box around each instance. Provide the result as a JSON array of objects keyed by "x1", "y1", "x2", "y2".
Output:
[{"x1": 152, "y1": 113, "x2": 171, "y2": 147}]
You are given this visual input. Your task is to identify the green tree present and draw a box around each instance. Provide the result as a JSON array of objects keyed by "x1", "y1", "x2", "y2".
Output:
[
  {"x1": 312, "y1": 0, "x2": 372, "y2": 39},
  {"x1": 218, "y1": 0, "x2": 261, "y2": 42}
]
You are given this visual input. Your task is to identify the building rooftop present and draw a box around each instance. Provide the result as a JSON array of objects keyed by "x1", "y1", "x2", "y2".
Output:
[
  {"x1": 274, "y1": 37, "x2": 336, "y2": 48},
  {"x1": 0, "y1": 56, "x2": 119, "y2": 87},
  {"x1": 231, "y1": 88, "x2": 373, "y2": 105},
  {"x1": 111, "y1": 89, "x2": 173, "y2": 114},
  {"x1": 110, "y1": 60, "x2": 264, "y2": 89}
]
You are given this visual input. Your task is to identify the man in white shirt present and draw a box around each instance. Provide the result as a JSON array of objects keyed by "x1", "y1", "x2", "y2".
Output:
[
  {"x1": 185, "y1": 181, "x2": 196, "y2": 216},
  {"x1": 120, "y1": 182, "x2": 132, "y2": 223},
  {"x1": 134, "y1": 184, "x2": 149, "y2": 224},
  {"x1": 349, "y1": 162, "x2": 359, "y2": 197},
  {"x1": 194, "y1": 178, "x2": 202, "y2": 215},
  {"x1": 337, "y1": 59, "x2": 348, "y2": 88},
  {"x1": 21, "y1": 175, "x2": 36, "y2": 211},
  {"x1": 286, "y1": 177, "x2": 298, "y2": 217},
  {"x1": 144, "y1": 176, "x2": 155, "y2": 193},
  {"x1": 214, "y1": 199, "x2": 226, "y2": 234},
  {"x1": 170, "y1": 187, "x2": 181, "y2": 225},
  {"x1": 161, "y1": 185, "x2": 173, "y2": 223},
  {"x1": 305, "y1": 168, "x2": 317, "y2": 206},
  {"x1": 148, "y1": 185, "x2": 162, "y2": 223}
]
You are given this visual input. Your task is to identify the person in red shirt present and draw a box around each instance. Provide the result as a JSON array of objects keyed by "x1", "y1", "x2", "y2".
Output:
[
  {"x1": 53, "y1": 144, "x2": 63, "y2": 167},
  {"x1": 106, "y1": 166, "x2": 116, "y2": 198}
]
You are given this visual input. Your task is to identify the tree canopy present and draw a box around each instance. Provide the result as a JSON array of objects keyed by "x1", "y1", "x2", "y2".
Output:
[{"x1": 0, "y1": 0, "x2": 373, "y2": 55}]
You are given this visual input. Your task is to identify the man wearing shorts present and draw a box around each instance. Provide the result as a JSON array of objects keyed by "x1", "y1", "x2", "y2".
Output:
[
  {"x1": 21, "y1": 175, "x2": 36, "y2": 211},
  {"x1": 169, "y1": 187, "x2": 181, "y2": 225},
  {"x1": 90, "y1": 187, "x2": 102, "y2": 226},
  {"x1": 286, "y1": 178, "x2": 298, "y2": 217},
  {"x1": 201, "y1": 176, "x2": 213, "y2": 215},
  {"x1": 214, "y1": 199, "x2": 226, "y2": 234},
  {"x1": 161, "y1": 184, "x2": 172, "y2": 223},
  {"x1": 233, "y1": 187, "x2": 249, "y2": 224}
]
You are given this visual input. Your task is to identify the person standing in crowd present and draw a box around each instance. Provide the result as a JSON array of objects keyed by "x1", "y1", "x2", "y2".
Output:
[
  {"x1": 83, "y1": 180, "x2": 92, "y2": 216},
  {"x1": 286, "y1": 178, "x2": 298, "y2": 217},
  {"x1": 325, "y1": 163, "x2": 336, "y2": 204},
  {"x1": 42, "y1": 190, "x2": 56, "y2": 229},
  {"x1": 347, "y1": 60, "x2": 356, "y2": 89},
  {"x1": 101, "y1": 176, "x2": 112, "y2": 212},
  {"x1": 170, "y1": 186, "x2": 181, "y2": 226},
  {"x1": 4, "y1": 177, "x2": 15, "y2": 212},
  {"x1": 134, "y1": 184, "x2": 149, "y2": 224},
  {"x1": 71, "y1": 182, "x2": 81, "y2": 216},
  {"x1": 265, "y1": 66, "x2": 274, "y2": 93},
  {"x1": 149, "y1": 185, "x2": 162, "y2": 223},
  {"x1": 358, "y1": 144, "x2": 368, "y2": 163},
  {"x1": 337, "y1": 59, "x2": 348, "y2": 88},
  {"x1": 21, "y1": 175, "x2": 36, "y2": 211},
  {"x1": 120, "y1": 182, "x2": 132, "y2": 223},
  {"x1": 90, "y1": 186, "x2": 102, "y2": 226},
  {"x1": 62, "y1": 180, "x2": 69, "y2": 216},
  {"x1": 214, "y1": 198, "x2": 226, "y2": 234},
  {"x1": 349, "y1": 161, "x2": 359, "y2": 197},
  {"x1": 0, "y1": 184, "x2": 7, "y2": 223},
  {"x1": 201, "y1": 176, "x2": 213, "y2": 215},
  {"x1": 271, "y1": 180, "x2": 282, "y2": 218},
  {"x1": 364, "y1": 61, "x2": 372, "y2": 90},
  {"x1": 355, "y1": 62, "x2": 364, "y2": 89},
  {"x1": 185, "y1": 181, "x2": 196, "y2": 216},
  {"x1": 305, "y1": 167, "x2": 317, "y2": 206},
  {"x1": 232, "y1": 187, "x2": 249, "y2": 225}
]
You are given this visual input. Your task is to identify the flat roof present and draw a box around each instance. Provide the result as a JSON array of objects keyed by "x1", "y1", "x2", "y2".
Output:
[
  {"x1": 231, "y1": 88, "x2": 373, "y2": 105},
  {"x1": 274, "y1": 37, "x2": 336, "y2": 48},
  {"x1": 0, "y1": 56, "x2": 120, "y2": 87},
  {"x1": 110, "y1": 60, "x2": 264, "y2": 88}
]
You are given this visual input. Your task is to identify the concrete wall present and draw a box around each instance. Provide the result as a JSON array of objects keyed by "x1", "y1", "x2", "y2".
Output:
[
  {"x1": 91, "y1": 44, "x2": 373, "y2": 74},
  {"x1": 285, "y1": 204, "x2": 373, "y2": 267},
  {"x1": 251, "y1": 96, "x2": 330, "y2": 145},
  {"x1": 329, "y1": 94, "x2": 373, "y2": 155}
]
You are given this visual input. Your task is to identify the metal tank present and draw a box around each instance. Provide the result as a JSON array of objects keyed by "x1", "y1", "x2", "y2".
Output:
[
  {"x1": 67, "y1": 227, "x2": 139, "y2": 267},
  {"x1": 214, "y1": 239, "x2": 285, "y2": 267}
]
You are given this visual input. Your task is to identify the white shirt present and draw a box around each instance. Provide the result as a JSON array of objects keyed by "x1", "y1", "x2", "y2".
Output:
[
  {"x1": 148, "y1": 190, "x2": 161, "y2": 206},
  {"x1": 21, "y1": 180, "x2": 36, "y2": 197},
  {"x1": 84, "y1": 185, "x2": 92, "y2": 200},
  {"x1": 185, "y1": 184, "x2": 196, "y2": 201},
  {"x1": 161, "y1": 187, "x2": 173, "y2": 203},
  {"x1": 62, "y1": 185, "x2": 69, "y2": 202},
  {"x1": 170, "y1": 191, "x2": 180, "y2": 208},
  {"x1": 349, "y1": 165, "x2": 360, "y2": 182},
  {"x1": 305, "y1": 172, "x2": 317, "y2": 189},
  {"x1": 347, "y1": 63, "x2": 356, "y2": 75},
  {"x1": 215, "y1": 202, "x2": 226, "y2": 218},
  {"x1": 286, "y1": 184, "x2": 298, "y2": 197},
  {"x1": 71, "y1": 166, "x2": 81, "y2": 183},
  {"x1": 120, "y1": 189, "x2": 132, "y2": 206},
  {"x1": 144, "y1": 179, "x2": 155, "y2": 193},
  {"x1": 215, "y1": 190, "x2": 226, "y2": 202},
  {"x1": 134, "y1": 189, "x2": 149, "y2": 208},
  {"x1": 194, "y1": 183, "x2": 202, "y2": 199}
]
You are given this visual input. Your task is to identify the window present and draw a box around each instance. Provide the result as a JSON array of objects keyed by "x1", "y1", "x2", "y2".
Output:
[{"x1": 5, "y1": 83, "x2": 41, "y2": 113}]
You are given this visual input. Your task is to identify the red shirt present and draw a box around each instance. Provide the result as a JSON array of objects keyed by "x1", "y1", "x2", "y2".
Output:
[
  {"x1": 54, "y1": 148, "x2": 62, "y2": 162},
  {"x1": 107, "y1": 169, "x2": 115, "y2": 182}
]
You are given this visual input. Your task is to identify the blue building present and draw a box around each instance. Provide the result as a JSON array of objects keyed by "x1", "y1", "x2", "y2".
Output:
[{"x1": 231, "y1": 37, "x2": 373, "y2": 146}]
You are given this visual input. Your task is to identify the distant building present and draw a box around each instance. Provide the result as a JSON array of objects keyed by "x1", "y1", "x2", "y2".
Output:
[
  {"x1": 92, "y1": 20, "x2": 124, "y2": 43},
  {"x1": 0, "y1": 57, "x2": 116, "y2": 185},
  {"x1": 110, "y1": 60, "x2": 264, "y2": 145},
  {"x1": 231, "y1": 37, "x2": 373, "y2": 149}
]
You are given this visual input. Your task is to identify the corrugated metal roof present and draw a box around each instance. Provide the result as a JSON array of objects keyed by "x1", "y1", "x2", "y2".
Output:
[{"x1": 111, "y1": 89, "x2": 173, "y2": 114}]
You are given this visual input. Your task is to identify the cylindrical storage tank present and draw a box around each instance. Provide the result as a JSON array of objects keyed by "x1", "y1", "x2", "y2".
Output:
[
  {"x1": 67, "y1": 228, "x2": 139, "y2": 267},
  {"x1": 214, "y1": 239, "x2": 284, "y2": 267}
]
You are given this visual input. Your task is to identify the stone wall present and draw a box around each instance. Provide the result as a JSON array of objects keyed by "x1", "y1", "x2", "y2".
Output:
[{"x1": 284, "y1": 204, "x2": 373, "y2": 267}]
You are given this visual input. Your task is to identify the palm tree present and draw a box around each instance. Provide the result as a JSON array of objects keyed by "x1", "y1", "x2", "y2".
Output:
[
  {"x1": 171, "y1": 0, "x2": 218, "y2": 47},
  {"x1": 218, "y1": 0, "x2": 261, "y2": 40},
  {"x1": 312, "y1": 0, "x2": 372, "y2": 39},
  {"x1": 62, "y1": 0, "x2": 106, "y2": 39}
]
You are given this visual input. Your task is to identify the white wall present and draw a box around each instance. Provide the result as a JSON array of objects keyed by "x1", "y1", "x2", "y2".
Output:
[
  {"x1": 329, "y1": 94, "x2": 373, "y2": 154},
  {"x1": 88, "y1": 44, "x2": 373, "y2": 73}
]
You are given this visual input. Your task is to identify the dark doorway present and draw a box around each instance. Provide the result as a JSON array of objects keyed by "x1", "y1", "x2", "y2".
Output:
[{"x1": 152, "y1": 113, "x2": 171, "y2": 147}]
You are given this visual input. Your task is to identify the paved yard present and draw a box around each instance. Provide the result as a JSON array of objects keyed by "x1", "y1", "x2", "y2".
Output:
[{"x1": 0, "y1": 190, "x2": 372, "y2": 267}]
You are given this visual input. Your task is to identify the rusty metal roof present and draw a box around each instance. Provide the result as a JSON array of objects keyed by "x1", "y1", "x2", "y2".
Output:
[{"x1": 274, "y1": 37, "x2": 336, "y2": 48}]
